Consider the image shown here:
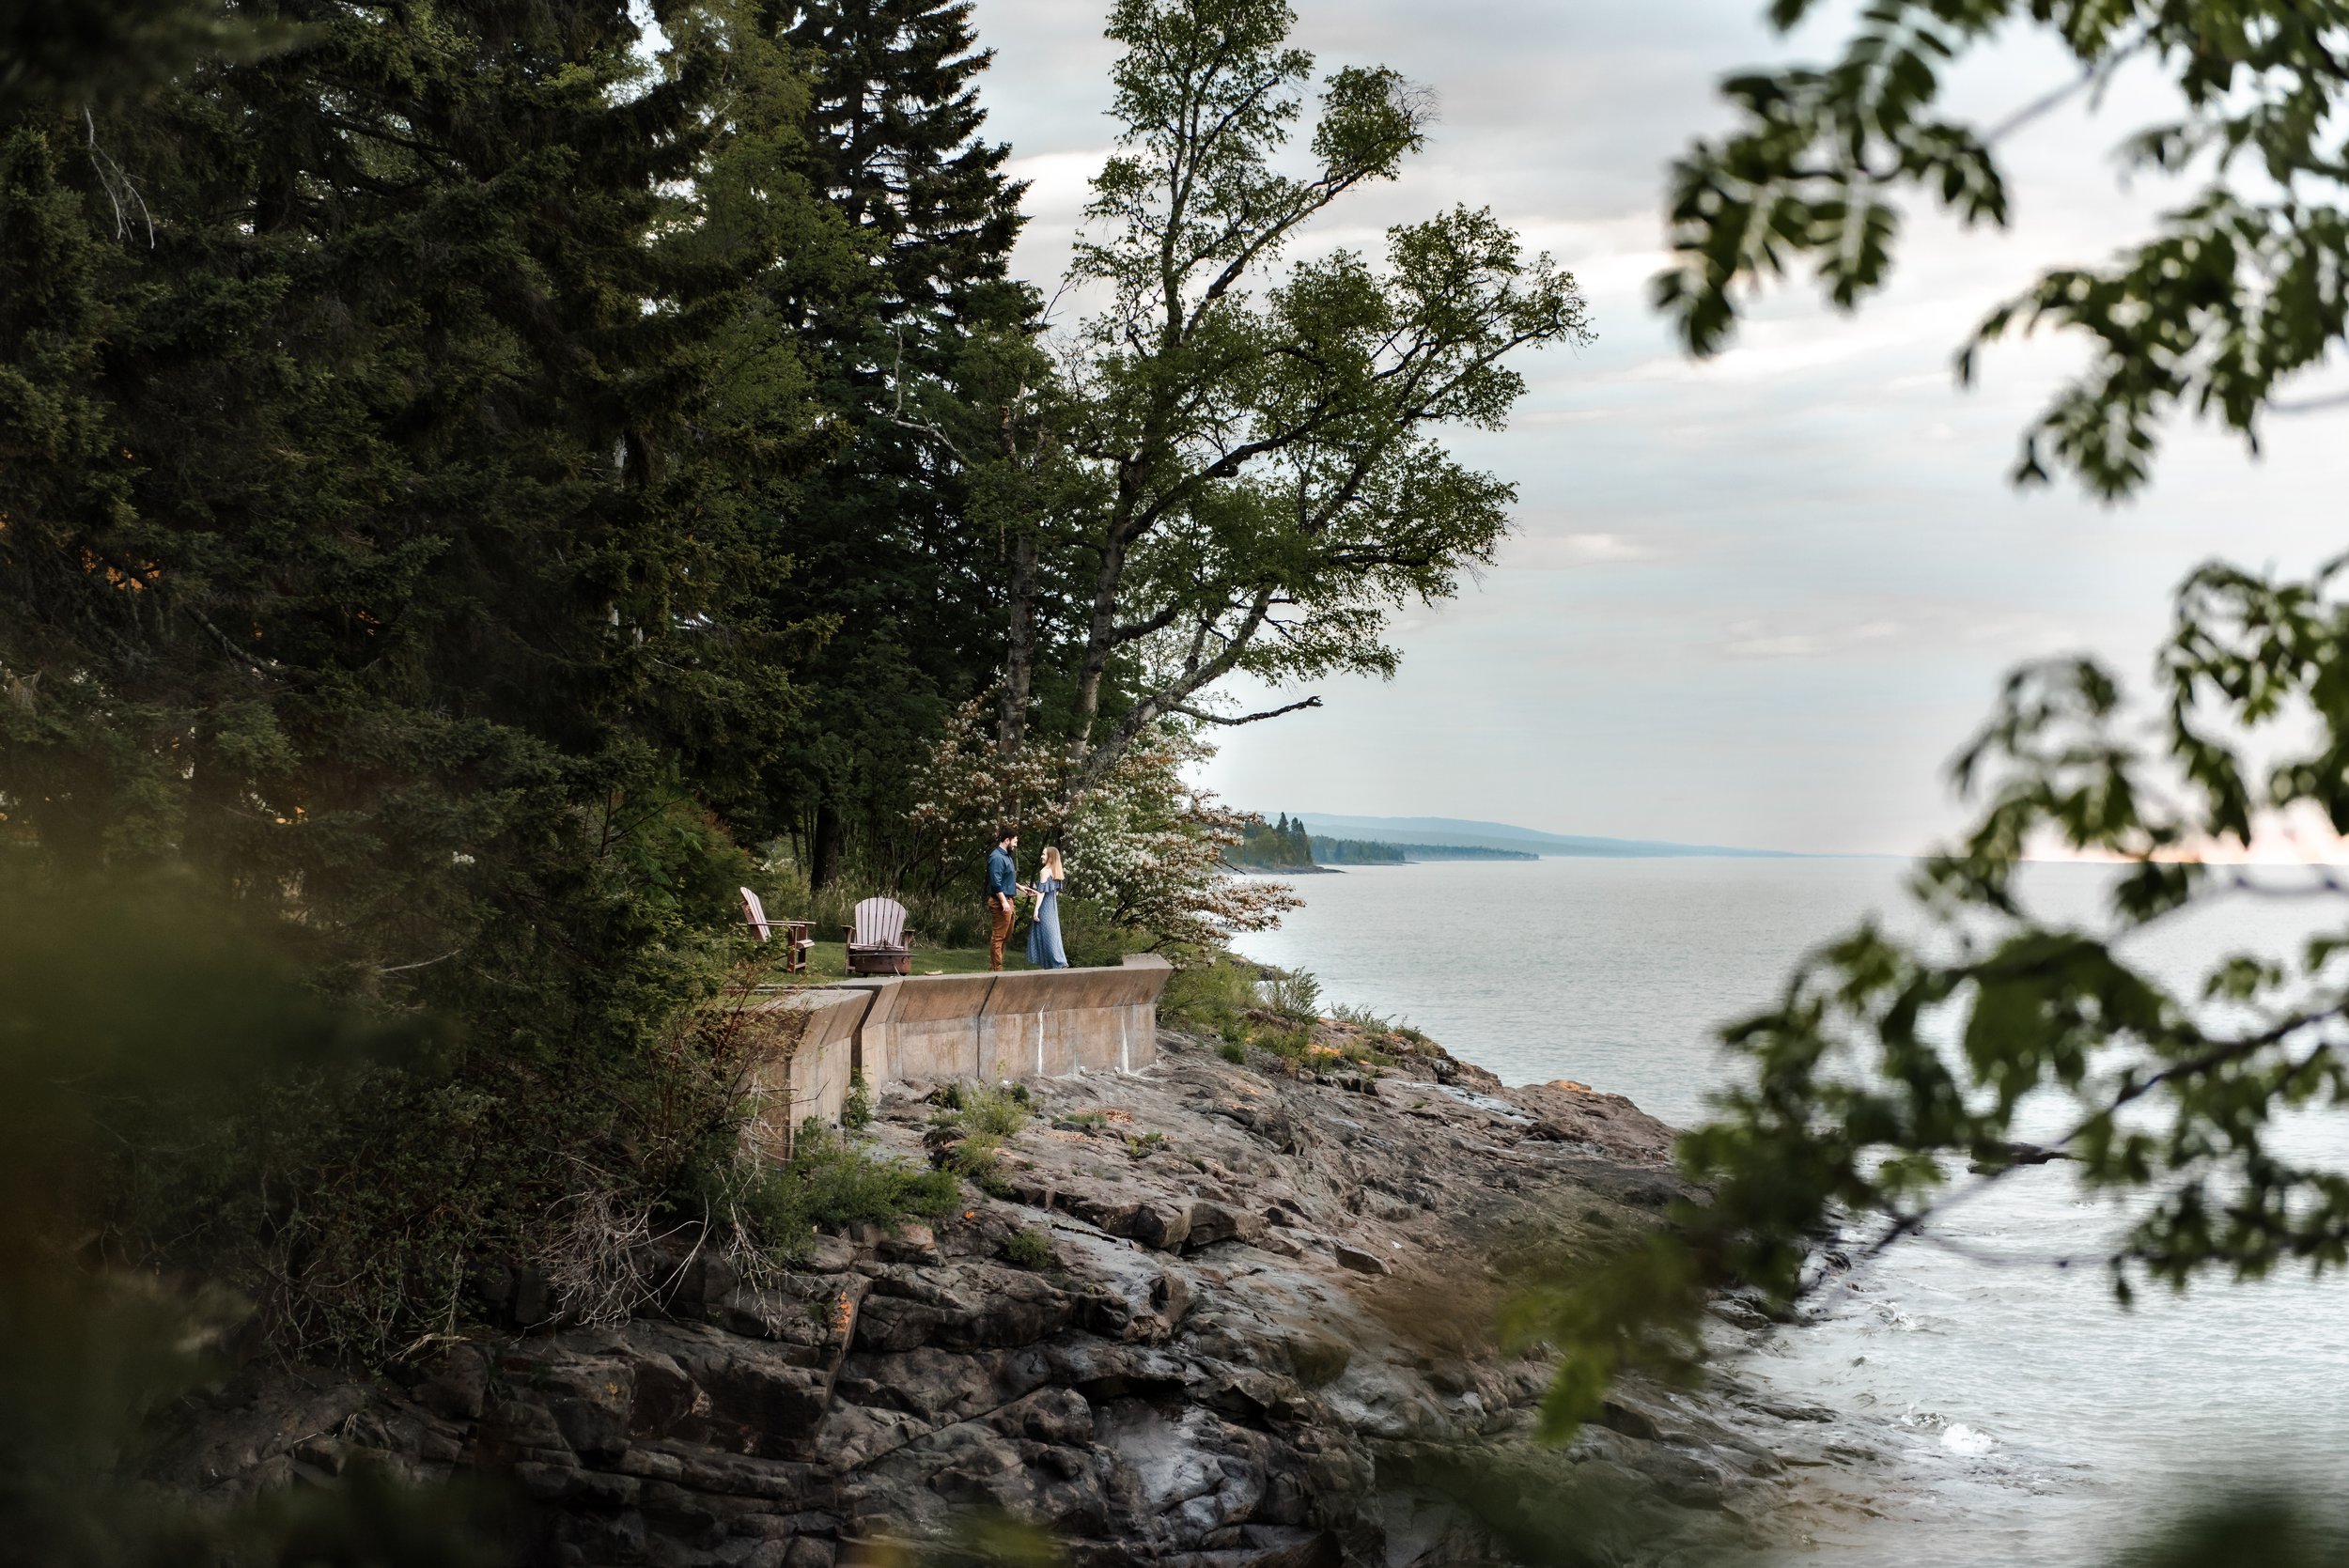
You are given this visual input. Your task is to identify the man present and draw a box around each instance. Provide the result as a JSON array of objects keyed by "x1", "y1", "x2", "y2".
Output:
[{"x1": 985, "y1": 828, "x2": 1019, "y2": 971}]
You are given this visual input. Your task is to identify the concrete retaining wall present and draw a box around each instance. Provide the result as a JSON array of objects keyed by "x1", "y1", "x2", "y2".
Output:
[
  {"x1": 742, "y1": 956, "x2": 1174, "y2": 1151},
  {"x1": 846, "y1": 953, "x2": 1172, "y2": 1087},
  {"x1": 740, "y1": 988, "x2": 869, "y2": 1156}
]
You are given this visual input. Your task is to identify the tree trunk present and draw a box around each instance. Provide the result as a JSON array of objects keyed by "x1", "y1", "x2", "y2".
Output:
[
  {"x1": 810, "y1": 800, "x2": 847, "y2": 892},
  {"x1": 998, "y1": 523, "x2": 1038, "y2": 754},
  {"x1": 1070, "y1": 532, "x2": 1128, "y2": 744}
]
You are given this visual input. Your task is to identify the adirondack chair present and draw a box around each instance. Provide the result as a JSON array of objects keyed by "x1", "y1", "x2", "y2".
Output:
[
  {"x1": 739, "y1": 887, "x2": 812, "y2": 973},
  {"x1": 845, "y1": 895, "x2": 913, "y2": 976}
]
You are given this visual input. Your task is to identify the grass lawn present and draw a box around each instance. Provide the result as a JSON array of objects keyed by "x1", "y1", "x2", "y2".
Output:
[{"x1": 775, "y1": 940, "x2": 1034, "y2": 984}]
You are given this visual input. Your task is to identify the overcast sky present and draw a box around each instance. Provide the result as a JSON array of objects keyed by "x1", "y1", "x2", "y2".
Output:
[{"x1": 964, "y1": 0, "x2": 2349, "y2": 855}]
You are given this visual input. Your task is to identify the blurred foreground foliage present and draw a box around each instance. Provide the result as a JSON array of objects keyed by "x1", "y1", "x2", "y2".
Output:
[
  {"x1": 1528, "y1": 0, "x2": 2349, "y2": 1447},
  {"x1": 0, "y1": 876, "x2": 514, "y2": 1562},
  {"x1": 1654, "y1": 0, "x2": 2349, "y2": 499},
  {"x1": 0, "y1": 856, "x2": 868, "y2": 1364}
]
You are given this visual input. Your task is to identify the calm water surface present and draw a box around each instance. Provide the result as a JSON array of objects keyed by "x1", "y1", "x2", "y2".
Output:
[{"x1": 1234, "y1": 858, "x2": 2349, "y2": 1563}]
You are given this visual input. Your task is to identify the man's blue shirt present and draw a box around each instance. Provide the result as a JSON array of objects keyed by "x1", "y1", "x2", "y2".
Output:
[{"x1": 987, "y1": 845, "x2": 1018, "y2": 900}]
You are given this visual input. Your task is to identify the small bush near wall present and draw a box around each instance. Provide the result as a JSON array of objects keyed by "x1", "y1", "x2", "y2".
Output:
[
  {"x1": 1055, "y1": 896, "x2": 1143, "y2": 968},
  {"x1": 1161, "y1": 955, "x2": 1260, "y2": 1041},
  {"x1": 1002, "y1": 1229, "x2": 1054, "y2": 1269},
  {"x1": 705, "y1": 1124, "x2": 958, "y2": 1264}
]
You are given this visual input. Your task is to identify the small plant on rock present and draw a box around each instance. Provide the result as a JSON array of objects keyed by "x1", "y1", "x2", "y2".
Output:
[
  {"x1": 711, "y1": 1124, "x2": 959, "y2": 1265},
  {"x1": 1160, "y1": 954, "x2": 1258, "y2": 1040},
  {"x1": 960, "y1": 1082, "x2": 1032, "y2": 1139},
  {"x1": 946, "y1": 1134, "x2": 1019, "y2": 1199},
  {"x1": 1257, "y1": 1026, "x2": 1313, "y2": 1063},
  {"x1": 1002, "y1": 1228, "x2": 1054, "y2": 1269},
  {"x1": 1257, "y1": 967, "x2": 1322, "y2": 1022},
  {"x1": 1218, "y1": 1040, "x2": 1247, "y2": 1064}
]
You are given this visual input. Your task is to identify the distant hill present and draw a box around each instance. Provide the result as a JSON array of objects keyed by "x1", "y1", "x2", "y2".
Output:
[
  {"x1": 1312, "y1": 836, "x2": 1533, "y2": 864},
  {"x1": 1226, "y1": 815, "x2": 1541, "y2": 869},
  {"x1": 1293, "y1": 814, "x2": 1807, "y2": 860}
]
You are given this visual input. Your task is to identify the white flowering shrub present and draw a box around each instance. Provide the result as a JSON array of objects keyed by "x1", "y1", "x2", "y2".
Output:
[
  {"x1": 903, "y1": 700, "x2": 1296, "y2": 957},
  {"x1": 1060, "y1": 731, "x2": 1299, "y2": 958}
]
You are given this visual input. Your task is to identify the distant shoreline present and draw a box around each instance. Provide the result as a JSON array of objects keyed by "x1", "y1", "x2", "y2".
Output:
[{"x1": 1289, "y1": 812, "x2": 1820, "y2": 861}]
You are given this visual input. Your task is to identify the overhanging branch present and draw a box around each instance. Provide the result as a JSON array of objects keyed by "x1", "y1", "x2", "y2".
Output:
[{"x1": 1173, "y1": 694, "x2": 1323, "y2": 726}]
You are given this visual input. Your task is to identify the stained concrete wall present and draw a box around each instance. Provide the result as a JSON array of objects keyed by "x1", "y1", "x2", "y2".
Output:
[
  {"x1": 740, "y1": 987, "x2": 869, "y2": 1157},
  {"x1": 834, "y1": 953, "x2": 1174, "y2": 1089},
  {"x1": 746, "y1": 956, "x2": 1174, "y2": 1152}
]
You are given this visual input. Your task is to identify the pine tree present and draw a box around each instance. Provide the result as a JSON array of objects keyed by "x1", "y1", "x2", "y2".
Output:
[
  {"x1": 746, "y1": 0, "x2": 1034, "y2": 886},
  {"x1": 1, "y1": 0, "x2": 820, "y2": 989},
  {"x1": 0, "y1": 0, "x2": 830, "y2": 1354}
]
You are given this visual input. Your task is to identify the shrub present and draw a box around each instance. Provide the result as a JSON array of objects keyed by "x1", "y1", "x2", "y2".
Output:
[
  {"x1": 714, "y1": 1124, "x2": 958, "y2": 1264},
  {"x1": 1055, "y1": 894, "x2": 1140, "y2": 968},
  {"x1": 842, "y1": 1073, "x2": 873, "y2": 1131},
  {"x1": 1328, "y1": 1000, "x2": 1394, "y2": 1032},
  {"x1": 1218, "y1": 1040, "x2": 1248, "y2": 1064},
  {"x1": 1161, "y1": 954, "x2": 1258, "y2": 1040},
  {"x1": 935, "y1": 1081, "x2": 1030, "y2": 1140},
  {"x1": 1257, "y1": 967, "x2": 1322, "y2": 1022},
  {"x1": 1124, "y1": 1131, "x2": 1168, "y2": 1159},
  {"x1": 1256, "y1": 1026, "x2": 1314, "y2": 1063},
  {"x1": 945, "y1": 1133, "x2": 1018, "y2": 1199},
  {"x1": 1002, "y1": 1228, "x2": 1054, "y2": 1269}
]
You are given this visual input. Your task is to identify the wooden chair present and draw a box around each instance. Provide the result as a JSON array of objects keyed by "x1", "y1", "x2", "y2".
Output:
[
  {"x1": 845, "y1": 895, "x2": 913, "y2": 977},
  {"x1": 739, "y1": 887, "x2": 812, "y2": 973}
]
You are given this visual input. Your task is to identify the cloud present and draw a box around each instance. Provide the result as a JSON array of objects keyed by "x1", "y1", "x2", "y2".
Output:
[
  {"x1": 1722, "y1": 619, "x2": 1902, "y2": 660},
  {"x1": 1563, "y1": 533, "x2": 1653, "y2": 562}
]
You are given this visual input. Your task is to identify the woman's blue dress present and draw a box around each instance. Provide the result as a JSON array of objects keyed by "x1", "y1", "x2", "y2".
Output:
[{"x1": 1026, "y1": 877, "x2": 1068, "y2": 969}]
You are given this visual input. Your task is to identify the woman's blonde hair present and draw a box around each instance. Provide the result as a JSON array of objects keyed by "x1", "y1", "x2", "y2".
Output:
[{"x1": 1041, "y1": 845, "x2": 1066, "y2": 881}]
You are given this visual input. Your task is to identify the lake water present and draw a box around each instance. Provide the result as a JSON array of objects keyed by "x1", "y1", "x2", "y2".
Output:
[{"x1": 1233, "y1": 858, "x2": 2349, "y2": 1563}]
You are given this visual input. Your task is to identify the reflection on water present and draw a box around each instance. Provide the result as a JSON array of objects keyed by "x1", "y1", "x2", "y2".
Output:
[{"x1": 1235, "y1": 858, "x2": 2349, "y2": 1563}]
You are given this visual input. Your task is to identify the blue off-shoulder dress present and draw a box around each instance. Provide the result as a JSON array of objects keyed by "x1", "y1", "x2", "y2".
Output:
[{"x1": 1025, "y1": 876, "x2": 1068, "y2": 969}]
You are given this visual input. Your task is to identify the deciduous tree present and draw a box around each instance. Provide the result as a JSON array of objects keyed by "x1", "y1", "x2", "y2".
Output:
[
  {"x1": 1529, "y1": 0, "x2": 2349, "y2": 1440},
  {"x1": 1001, "y1": 0, "x2": 1593, "y2": 782}
]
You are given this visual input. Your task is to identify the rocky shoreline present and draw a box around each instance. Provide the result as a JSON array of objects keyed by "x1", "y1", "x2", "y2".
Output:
[{"x1": 145, "y1": 1021, "x2": 1883, "y2": 1565}]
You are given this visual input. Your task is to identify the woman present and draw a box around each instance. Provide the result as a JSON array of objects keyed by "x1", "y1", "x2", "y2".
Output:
[{"x1": 1024, "y1": 845, "x2": 1069, "y2": 969}]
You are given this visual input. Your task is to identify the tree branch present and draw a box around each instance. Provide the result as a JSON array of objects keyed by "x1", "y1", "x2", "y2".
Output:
[{"x1": 1172, "y1": 694, "x2": 1323, "y2": 725}]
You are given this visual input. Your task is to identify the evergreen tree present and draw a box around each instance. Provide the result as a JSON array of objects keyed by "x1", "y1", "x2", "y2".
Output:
[
  {"x1": 748, "y1": 0, "x2": 1035, "y2": 886},
  {"x1": 0, "y1": 0, "x2": 829, "y2": 1352},
  {"x1": 2, "y1": 0, "x2": 822, "y2": 990}
]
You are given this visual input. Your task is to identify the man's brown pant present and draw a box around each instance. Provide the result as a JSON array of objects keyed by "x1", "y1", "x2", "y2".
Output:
[{"x1": 988, "y1": 898, "x2": 1016, "y2": 970}]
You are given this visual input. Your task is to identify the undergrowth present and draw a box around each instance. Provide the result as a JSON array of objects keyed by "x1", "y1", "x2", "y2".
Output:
[
  {"x1": 1161, "y1": 954, "x2": 1259, "y2": 1041},
  {"x1": 704, "y1": 1122, "x2": 958, "y2": 1265},
  {"x1": 1002, "y1": 1228, "x2": 1054, "y2": 1269},
  {"x1": 929, "y1": 1082, "x2": 1032, "y2": 1198},
  {"x1": 1257, "y1": 967, "x2": 1322, "y2": 1021}
]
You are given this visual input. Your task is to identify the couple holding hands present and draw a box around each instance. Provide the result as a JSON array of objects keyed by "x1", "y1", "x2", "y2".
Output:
[{"x1": 984, "y1": 828, "x2": 1067, "y2": 972}]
